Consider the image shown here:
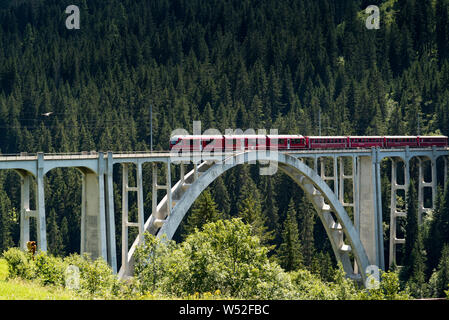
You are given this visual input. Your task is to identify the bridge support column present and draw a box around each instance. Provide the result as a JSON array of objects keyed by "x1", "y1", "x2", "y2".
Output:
[
  {"x1": 417, "y1": 157, "x2": 437, "y2": 223},
  {"x1": 105, "y1": 152, "x2": 117, "y2": 273},
  {"x1": 152, "y1": 163, "x2": 158, "y2": 220},
  {"x1": 80, "y1": 153, "x2": 107, "y2": 262},
  {"x1": 444, "y1": 157, "x2": 448, "y2": 191},
  {"x1": 356, "y1": 154, "x2": 383, "y2": 270},
  {"x1": 389, "y1": 157, "x2": 409, "y2": 268},
  {"x1": 338, "y1": 156, "x2": 356, "y2": 209},
  {"x1": 319, "y1": 157, "x2": 338, "y2": 195},
  {"x1": 19, "y1": 172, "x2": 33, "y2": 251},
  {"x1": 121, "y1": 161, "x2": 145, "y2": 276},
  {"x1": 166, "y1": 160, "x2": 172, "y2": 216},
  {"x1": 36, "y1": 153, "x2": 47, "y2": 252}
]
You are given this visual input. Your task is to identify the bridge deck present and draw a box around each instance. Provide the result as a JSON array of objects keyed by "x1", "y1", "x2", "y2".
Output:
[{"x1": 0, "y1": 147, "x2": 447, "y2": 162}]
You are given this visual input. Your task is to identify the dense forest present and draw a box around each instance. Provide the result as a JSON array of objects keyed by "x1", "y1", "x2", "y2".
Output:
[{"x1": 1, "y1": 0, "x2": 449, "y2": 298}]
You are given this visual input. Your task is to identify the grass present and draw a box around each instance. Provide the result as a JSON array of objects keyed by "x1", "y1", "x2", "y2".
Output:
[{"x1": 0, "y1": 258, "x2": 78, "y2": 300}]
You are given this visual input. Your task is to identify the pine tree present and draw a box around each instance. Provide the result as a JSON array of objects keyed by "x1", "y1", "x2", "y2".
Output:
[
  {"x1": 182, "y1": 190, "x2": 222, "y2": 239},
  {"x1": 0, "y1": 189, "x2": 13, "y2": 253},
  {"x1": 277, "y1": 198, "x2": 303, "y2": 271},
  {"x1": 47, "y1": 208, "x2": 63, "y2": 256},
  {"x1": 211, "y1": 176, "x2": 231, "y2": 218},
  {"x1": 430, "y1": 244, "x2": 449, "y2": 298},
  {"x1": 401, "y1": 180, "x2": 427, "y2": 289},
  {"x1": 428, "y1": 178, "x2": 449, "y2": 268},
  {"x1": 298, "y1": 193, "x2": 315, "y2": 268},
  {"x1": 60, "y1": 216, "x2": 69, "y2": 255},
  {"x1": 238, "y1": 193, "x2": 274, "y2": 249},
  {"x1": 426, "y1": 186, "x2": 444, "y2": 273},
  {"x1": 261, "y1": 176, "x2": 279, "y2": 243}
]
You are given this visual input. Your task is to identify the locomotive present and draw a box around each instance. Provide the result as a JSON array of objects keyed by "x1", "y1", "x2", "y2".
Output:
[{"x1": 170, "y1": 135, "x2": 448, "y2": 151}]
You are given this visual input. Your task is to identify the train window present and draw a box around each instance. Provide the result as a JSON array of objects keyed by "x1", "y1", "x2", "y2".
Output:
[{"x1": 279, "y1": 139, "x2": 285, "y2": 144}]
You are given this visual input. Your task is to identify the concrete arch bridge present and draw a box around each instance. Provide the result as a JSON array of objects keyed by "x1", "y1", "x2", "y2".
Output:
[{"x1": 0, "y1": 147, "x2": 447, "y2": 286}]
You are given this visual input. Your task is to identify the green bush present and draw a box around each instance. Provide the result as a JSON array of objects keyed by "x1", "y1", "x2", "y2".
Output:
[
  {"x1": 135, "y1": 219, "x2": 309, "y2": 299},
  {"x1": 134, "y1": 233, "x2": 176, "y2": 295},
  {"x1": 2, "y1": 247, "x2": 35, "y2": 280},
  {"x1": 34, "y1": 252, "x2": 67, "y2": 286},
  {"x1": 64, "y1": 253, "x2": 121, "y2": 298},
  {"x1": 357, "y1": 270, "x2": 411, "y2": 300},
  {"x1": 289, "y1": 269, "x2": 337, "y2": 300}
]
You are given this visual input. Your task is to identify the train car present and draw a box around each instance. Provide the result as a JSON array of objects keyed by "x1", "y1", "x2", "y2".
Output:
[
  {"x1": 308, "y1": 136, "x2": 348, "y2": 149},
  {"x1": 243, "y1": 135, "x2": 268, "y2": 150},
  {"x1": 267, "y1": 135, "x2": 306, "y2": 150},
  {"x1": 418, "y1": 136, "x2": 448, "y2": 148},
  {"x1": 170, "y1": 135, "x2": 223, "y2": 152},
  {"x1": 169, "y1": 135, "x2": 202, "y2": 151},
  {"x1": 170, "y1": 134, "x2": 448, "y2": 152},
  {"x1": 170, "y1": 135, "x2": 182, "y2": 150},
  {"x1": 384, "y1": 136, "x2": 418, "y2": 148},
  {"x1": 201, "y1": 135, "x2": 225, "y2": 152},
  {"x1": 348, "y1": 136, "x2": 384, "y2": 149},
  {"x1": 223, "y1": 135, "x2": 245, "y2": 151}
]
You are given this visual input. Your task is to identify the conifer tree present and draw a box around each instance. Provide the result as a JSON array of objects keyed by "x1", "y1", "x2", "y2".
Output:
[
  {"x1": 401, "y1": 180, "x2": 427, "y2": 289},
  {"x1": 426, "y1": 186, "x2": 444, "y2": 273},
  {"x1": 211, "y1": 176, "x2": 231, "y2": 218},
  {"x1": 429, "y1": 244, "x2": 449, "y2": 298},
  {"x1": 47, "y1": 208, "x2": 63, "y2": 256},
  {"x1": 298, "y1": 193, "x2": 315, "y2": 268},
  {"x1": 182, "y1": 190, "x2": 222, "y2": 239},
  {"x1": 0, "y1": 189, "x2": 13, "y2": 253},
  {"x1": 277, "y1": 198, "x2": 303, "y2": 271},
  {"x1": 261, "y1": 176, "x2": 279, "y2": 244}
]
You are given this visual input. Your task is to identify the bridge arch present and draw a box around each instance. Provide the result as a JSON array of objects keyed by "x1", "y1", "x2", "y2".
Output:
[{"x1": 124, "y1": 152, "x2": 371, "y2": 283}]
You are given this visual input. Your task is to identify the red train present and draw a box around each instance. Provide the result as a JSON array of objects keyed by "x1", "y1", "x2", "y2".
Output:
[{"x1": 169, "y1": 135, "x2": 448, "y2": 151}]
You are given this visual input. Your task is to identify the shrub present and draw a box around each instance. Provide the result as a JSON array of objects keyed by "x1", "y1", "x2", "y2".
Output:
[
  {"x1": 134, "y1": 233, "x2": 176, "y2": 295},
  {"x1": 34, "y1": 252, "x2": 67, "y2": 286},
  {"x1": 2, "y1": 247, "x2": 35, "y2": 280},
  {"x1": 64, "y1": 253, "x2": 121, "y2": 298},
  {"x1": 289, "y1": 269, "x2": 337, "y2": 300},
  {"x1": 135, "y1": 219, "x2": 301, "y2": 299}
]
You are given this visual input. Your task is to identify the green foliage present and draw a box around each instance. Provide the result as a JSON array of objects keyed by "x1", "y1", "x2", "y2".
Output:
[
  {"x1": 134, "y1": 233, "x2": 176, "y2": 295},
  {"x1": 34, "y1": 252, "x2": 66, "y2": 286},
  {"x1": 329, "y1": 263, "x2": 359, "y2": 300},
  {"x1": 165, "y1": 218, "x2": 285, "y2": 298},
  {"x1": 2, "y1": 248, "x2": 123, "y2": 299},
  {"x1": 310, "y1": 251, "x2": 335, "y2": 282},
  {"x1": 2, "y1": 248, "x2": 35, "y2": 280},
  {"x1": 277, "y1": 198, "x2": 303, "y2": 271},
  {"x1": 63, "y1": 254, "x2": 121, "y2": 299},
  {"x1": 428, "y1": 245, "x2": 449, "y2": 298},
  {"x1": 289, "y1": 269, "x2": 337, "y2": 300},
  {"x1": 182, "y1": 190, "x2": 223, "y2": 239},
  {"x1": 401, "y1": 180, "x2": 427, "y2": 296},
  {"x1": 359, "y1": 270, "x2": 411, "y2": 300}
]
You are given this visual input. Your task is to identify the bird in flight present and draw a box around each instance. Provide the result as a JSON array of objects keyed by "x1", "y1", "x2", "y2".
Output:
[{"x1": 41, "y1": 112, "x2": 53, "y2": 116}]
